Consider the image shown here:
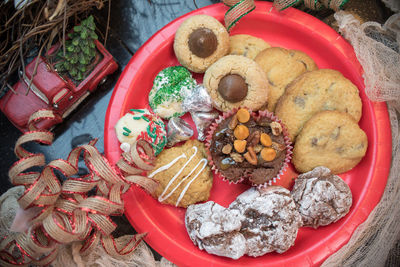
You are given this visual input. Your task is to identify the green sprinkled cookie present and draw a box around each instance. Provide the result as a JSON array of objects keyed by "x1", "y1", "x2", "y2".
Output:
[{"x1": 149, "y1": 66, "x2": 196, "y2": 119}]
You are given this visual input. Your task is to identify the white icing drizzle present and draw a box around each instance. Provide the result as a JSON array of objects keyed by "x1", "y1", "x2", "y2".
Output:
[
  {"x1": 148, "y1": 153, "x2": 186, "y2": 178},
  {"x1": 158, "y1": 146, "x2": 198, "y2": 202},
  {"x1": 149, "y1": 146, "x2": 208, "y2": 206},
  {"x1": 175, "y1": 159, "x2": 207, "y2": 207}
]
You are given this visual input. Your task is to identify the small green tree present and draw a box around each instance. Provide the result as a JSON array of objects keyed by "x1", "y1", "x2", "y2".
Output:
[{"x1": 55, "y1": 15, "x2": 98, "y2": 81}]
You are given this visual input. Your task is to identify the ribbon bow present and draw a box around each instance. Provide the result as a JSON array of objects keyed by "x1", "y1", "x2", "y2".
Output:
[
  {"x1": 222, "y1": 0, "x2": 349, "y2": 31},
  {"x1": 222, "y1": 0, "x2": 256, "y2": 31},
  {"x1": 0, "y1": 109, "x2": 154, "y2": 266}
]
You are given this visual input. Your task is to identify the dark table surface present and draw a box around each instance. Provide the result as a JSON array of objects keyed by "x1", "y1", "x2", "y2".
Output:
[{"x1": 0, "y1": 0, "x2": 398, "y2": 265}]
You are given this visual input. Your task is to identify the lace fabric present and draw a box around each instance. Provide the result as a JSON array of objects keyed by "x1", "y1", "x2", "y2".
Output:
[
  {"x1": 323, "y1": 11, "x2": 400, "y2": 267},
  {"x1": 382, "y1": 0, "x2": 400, "y2": 12}
]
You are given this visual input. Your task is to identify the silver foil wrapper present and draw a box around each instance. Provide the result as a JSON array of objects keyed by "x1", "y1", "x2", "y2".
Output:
[
  {"x1": 167, "y1": 117, "x2": 194, "y2": 147},
  {"x1": 182, "y1": 84, "x2": 213, "y2": 113},
  {"x1": 191, "y1": 110, "x2": 219, "y2": 141}
]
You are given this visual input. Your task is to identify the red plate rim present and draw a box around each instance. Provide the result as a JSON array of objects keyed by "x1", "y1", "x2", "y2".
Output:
[{"x1": 104, "y1": 2, "x2": 392, "y2": 266}]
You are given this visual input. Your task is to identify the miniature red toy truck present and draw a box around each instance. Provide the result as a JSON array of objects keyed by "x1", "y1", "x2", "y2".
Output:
[{"x1": 0, "y1": 40, "x2": 118, "y2": 132}]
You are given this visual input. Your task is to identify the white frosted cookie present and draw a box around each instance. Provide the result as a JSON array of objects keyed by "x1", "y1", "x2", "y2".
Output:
[
  {"x1": 174, "y1": 15, "x2": 229, "y2": 73},
  {"x1": 114, "y1": 109, "x2": 167, "y2": 156},
  {"x1": 148, "y1": 66, "x2": 196, "y2": 119}
]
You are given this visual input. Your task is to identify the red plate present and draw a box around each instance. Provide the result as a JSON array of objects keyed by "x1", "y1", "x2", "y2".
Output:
[{"x1": 104, "y1": 2, "x2": 391, "y2": 266}]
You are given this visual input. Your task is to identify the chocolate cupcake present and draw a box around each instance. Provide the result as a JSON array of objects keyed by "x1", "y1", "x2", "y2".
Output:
[{"x1": 206, "y1": 108, "x2": 292, "y2": 187}]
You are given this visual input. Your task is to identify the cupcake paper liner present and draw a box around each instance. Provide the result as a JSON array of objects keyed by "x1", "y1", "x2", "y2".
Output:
[{"x1": 205, "y1": 108, "x2": 292, "y2": 188}]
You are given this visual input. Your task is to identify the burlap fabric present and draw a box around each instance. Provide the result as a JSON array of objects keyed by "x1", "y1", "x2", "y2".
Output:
[
  {"x1": 51, "y1": 239, "x2": 175, "y2": 267},
  {"x1": 0, "y1": 186, "x2": 25, "y2": 238},
  {"x1": 323, "y1": 11, "x2": 400, "y2": 267}
]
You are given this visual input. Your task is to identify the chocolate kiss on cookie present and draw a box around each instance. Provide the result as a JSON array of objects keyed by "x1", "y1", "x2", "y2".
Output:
[
  {"x1": 173, "y1": 15, "x2": 229, "y2": 73},
  {"x1": 203, "y1": 55, "x2": 269, "y2": 112},
  {"x1": 188, "y1": 28, "x2": 218, "y2": 58},
  {"x1": 218, "y1": 74, "x2": 248, "y2": 103}
]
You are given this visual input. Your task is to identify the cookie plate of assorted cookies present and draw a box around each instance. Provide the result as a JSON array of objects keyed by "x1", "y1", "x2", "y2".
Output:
[{"x1": 104, "y1": 2, "x2": 392, "y2": 266}]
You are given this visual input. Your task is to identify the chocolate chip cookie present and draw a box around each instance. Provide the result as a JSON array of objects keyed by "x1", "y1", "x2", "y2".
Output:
[
  {"x1": 229, "y1": 34, "x2": 270, "y2": 59},
  {"x1": 275, "y1": 69, "x2": 363, "y2": 141},
  {"x1": 174, "y1": 15, "x2": 229, "y2": 73},
  {"x1": 254, "y1": 47, "x2": 318, "y2": 112},
  {"x1": 203, "y1": 55, "x2": 269, "y2": 111},
  {"x1": 292, "y1": 111, "x2": 368, "y2": 174}
]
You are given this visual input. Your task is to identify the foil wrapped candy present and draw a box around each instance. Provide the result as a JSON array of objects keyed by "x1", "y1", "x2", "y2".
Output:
[
  {"x1": 182, "y1": 84, "x2": 214, "y2": 113},
  {"x1": 182, "y1": 84, "x2": 219, "y2": 141},
  {"x1": 167, "y1": 117, "x2": 194, "y2": 147},
  {"x1": 191, "y1": 110, "x2": 219, "y2": 141}
]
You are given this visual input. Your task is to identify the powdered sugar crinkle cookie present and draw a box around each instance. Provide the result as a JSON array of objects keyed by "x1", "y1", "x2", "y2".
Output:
[{"x1": 291, "y1": 166, "x2": 353, "y2": 228}]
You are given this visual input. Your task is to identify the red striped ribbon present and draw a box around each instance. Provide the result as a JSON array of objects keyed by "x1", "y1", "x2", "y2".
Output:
[{"x1": 0, "y1": 109, "x2": 155, "y2": 266}]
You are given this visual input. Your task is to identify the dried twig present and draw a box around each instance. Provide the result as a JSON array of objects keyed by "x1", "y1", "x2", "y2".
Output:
[
  {"x1": 104, "y1": 0, "x2": 111, "y2": 47},
  {"x1": 6, "y1": 83, "x2": 16, "y2": 94},
  {"x1": 26, "y1": 42, "x2": 47, "y2": 96},
  {"x1": 193, "y1": 0, "x2": 199, "y2": 9},
  {"x1": 49, "y1": 0, "x2": 66, "y2": 21},
  {"x1": 63, "y1": 2, "x2": 67, "y2": 57}
]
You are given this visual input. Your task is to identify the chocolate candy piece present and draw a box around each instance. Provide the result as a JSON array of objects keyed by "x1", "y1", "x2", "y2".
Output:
[
  {"x1": 188, "y1": 28, "x2": 218, "y2": 58},
  {"x1": 218, "y1": 74, "x2": 248, "y2": 103}
]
